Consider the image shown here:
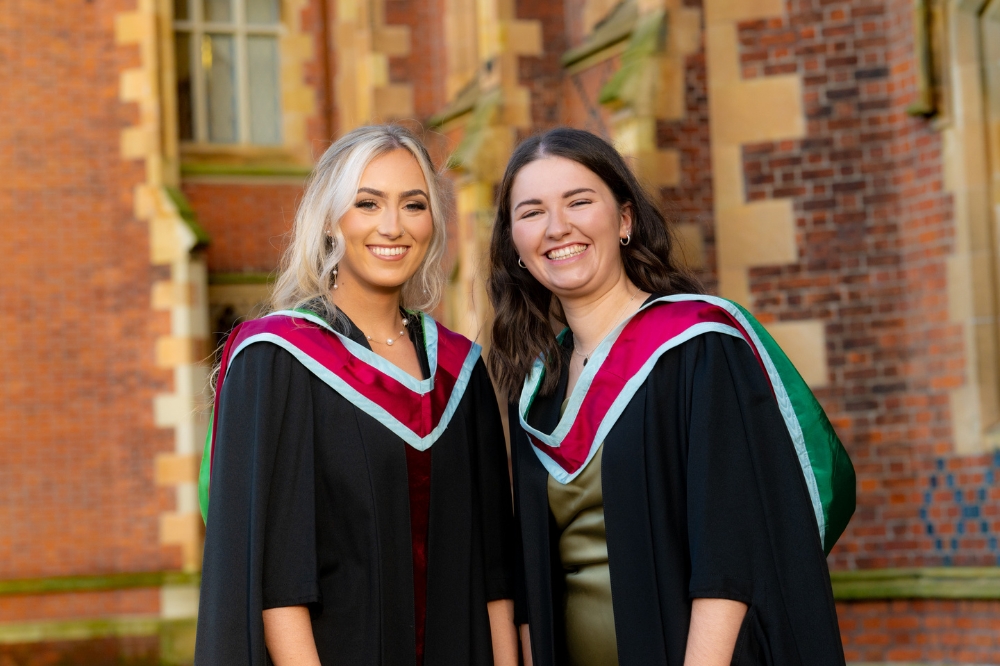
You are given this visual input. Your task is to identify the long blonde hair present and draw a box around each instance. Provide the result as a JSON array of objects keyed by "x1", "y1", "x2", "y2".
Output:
[{"x1": 270, "y1": 124, "x2": 448, "y2": 324}]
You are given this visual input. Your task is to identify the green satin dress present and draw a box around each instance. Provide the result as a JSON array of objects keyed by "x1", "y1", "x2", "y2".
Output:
[{"x1": 547, "y1": 433, "x2": 619, "y2": 666}]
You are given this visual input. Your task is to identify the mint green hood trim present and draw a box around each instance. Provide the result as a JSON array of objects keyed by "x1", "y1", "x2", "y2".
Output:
[{"x1": 660, "y1": 295, "x2": 855, "y2": 552}]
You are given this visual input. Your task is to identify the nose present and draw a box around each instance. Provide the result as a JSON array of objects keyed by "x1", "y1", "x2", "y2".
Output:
[
  {"x1": 545, "y1": 209, "x2": 571, "y2": 240},
  {"x1": 377, "y1": 206, "x2": 405, "y2": 240}
]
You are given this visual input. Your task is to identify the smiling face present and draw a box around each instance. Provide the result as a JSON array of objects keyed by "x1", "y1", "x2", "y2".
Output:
[
  {"x1": 509, "y1": 155, "x2": 632, "y2": 299},
  {"x1": 335, "y1": 148, "x2": 434, "y2": 296}
]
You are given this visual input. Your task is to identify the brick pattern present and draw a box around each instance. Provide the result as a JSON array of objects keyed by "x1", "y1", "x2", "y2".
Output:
[
  {"x1": 0, "y1": 637, "x2": 160, "y2": 666},
  {"x1": 838, "y1": 599, "x2": 1000, "y2": 663},
  {"x1": 733, "y1": 0, "x2": 968, "y2": 570},
  {"x1": 182, "y1": 183, "x2": 304, "y2": 274},
  {"x1": 918, "y1": 452, "x2": 1000, "y2": 566},
  {"x1": 386, "y1": 0, "x2": 447, "y2": 120},
  {"x1": 301, "y1": 0, "x2": 336, "y2": 145},
  {"x1": 0, "y1": 590, "x2": 160, "y2": 623},
  {"x1": 656, "y1": 4, "x2": 717, "y2": 290},
  {"x1": 0, "y1": 0, "x2": 176, "y2": 602},
  {"x1": 517, "y1": 0, "x2": 569, "y2": 133}
]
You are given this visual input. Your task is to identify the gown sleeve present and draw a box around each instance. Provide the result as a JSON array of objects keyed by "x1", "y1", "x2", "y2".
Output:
[
  {"x1": 470, "y1": 359, "x2": 516, "y2": 602},
  {"x1": 683, "y1": 332, "x2": 844, "y2": 663},
  {"x1": 195, "y1": 343, "x2": 320, "y2": 665}
]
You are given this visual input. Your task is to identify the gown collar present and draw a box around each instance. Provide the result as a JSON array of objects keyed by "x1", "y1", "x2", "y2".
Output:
[{"x1": 200, "y1": 309, "x2": 482, "y2": 522}]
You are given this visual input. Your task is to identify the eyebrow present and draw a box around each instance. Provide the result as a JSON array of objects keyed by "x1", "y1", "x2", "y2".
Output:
[
  {"x1": 357, "y1": 187, "x2": 429, "y2": 199},
  {"x1": 514, "y1": 187, "x2": 597, "y2": 211}
]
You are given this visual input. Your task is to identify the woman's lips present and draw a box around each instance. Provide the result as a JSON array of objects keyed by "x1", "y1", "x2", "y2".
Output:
[
  {"x1": 545, "y1": 243, "x2": 588, "y2": 261},
  {"x1": 367, "y1": 245, "x2": 410, "y2": 261}
]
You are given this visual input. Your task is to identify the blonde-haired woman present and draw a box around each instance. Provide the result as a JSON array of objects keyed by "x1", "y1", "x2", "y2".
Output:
[{"x1": 196, "y1": 125, "x2": 518, "y2": 666}]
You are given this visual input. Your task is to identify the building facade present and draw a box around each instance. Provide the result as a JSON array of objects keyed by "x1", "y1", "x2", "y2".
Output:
[{"x1": 2, "y1": 0, "x2": 1000, "y2": 662}]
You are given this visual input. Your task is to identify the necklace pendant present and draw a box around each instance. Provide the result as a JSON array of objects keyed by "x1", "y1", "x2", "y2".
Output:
[
  {"x1": 583, "y1": 357, "x2": 588, "y2": 367},
  {"x1": 386, "y1": 338, "x2": 394, "y2": 345}
]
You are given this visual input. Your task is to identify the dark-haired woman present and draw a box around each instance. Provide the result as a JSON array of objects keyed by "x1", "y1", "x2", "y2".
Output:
[{"x1": 488, "y1": 128, "x2": 854, "y2": 666}]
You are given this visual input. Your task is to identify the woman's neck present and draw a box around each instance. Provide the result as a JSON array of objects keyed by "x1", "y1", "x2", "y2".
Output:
[
  {"x1": 332, "y1": 284, "x2": 405, "y2": 341},
  {"x1": 559, "y1": 275, "x2": 645, "y2": 355}
]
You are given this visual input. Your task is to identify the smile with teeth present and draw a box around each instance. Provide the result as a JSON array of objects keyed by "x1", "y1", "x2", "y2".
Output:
[
  {"x1": 368, "y1": 245, "x2": 409, "y2": 257},
  {"x1": 546, "y1": 244, "x2": 588, "y2": 260}
]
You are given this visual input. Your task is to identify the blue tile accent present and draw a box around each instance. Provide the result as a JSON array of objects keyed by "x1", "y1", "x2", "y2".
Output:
[{"x1": 921, "y1": 455, "x2": 997, "y2": 560}]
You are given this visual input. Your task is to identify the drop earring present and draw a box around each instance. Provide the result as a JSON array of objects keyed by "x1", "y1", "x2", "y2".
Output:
[{"x1": 327, "y1": 231, "x2": 339, "y2": 290}]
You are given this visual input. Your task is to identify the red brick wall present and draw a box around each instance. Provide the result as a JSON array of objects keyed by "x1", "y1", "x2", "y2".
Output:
[
  {"x1": 385, "y1": 0, "x2": 448, "y2": 121},
  {"x1": 302, "y1": 0, "x2": 336, "y2": 147},
  {"x1": 0, "y1": 636, "x2": 160, "y2": 666},
  {"x1": 517, "y1": 0, "x2": 569, "y2": 133},
  {"x1": 0, "y1": 0, "x2": 175, "y2": 612},
  {"x1": 734, "y1": 0, "x2": 976, "y2": 571},
  {"x1": 838, "y1": 599, "x2": 1000, "y2": 662},
  {"x1": 183, "y1": 183, "x2": 304, "y2": 274},
  {"x1": 657, "y1": 1, "x2": 717, "y2": 292}
]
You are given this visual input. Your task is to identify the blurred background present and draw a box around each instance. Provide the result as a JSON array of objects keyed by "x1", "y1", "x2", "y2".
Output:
[{"x1": 1, "y1": 0, "x2": 1000, "y2": 663}]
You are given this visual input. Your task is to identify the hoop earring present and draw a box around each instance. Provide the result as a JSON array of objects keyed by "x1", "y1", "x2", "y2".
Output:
[
  {"x1": 620, "y1": 233, "x2": 631, "y2": 246},
  {"x1": 518, "y1": 257, "x2": 526, "y2": 269}
]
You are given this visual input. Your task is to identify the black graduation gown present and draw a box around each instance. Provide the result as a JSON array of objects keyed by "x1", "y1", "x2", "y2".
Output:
[
  {"x1": 195, "y1": 317, "x2": 515, "y2": 665},
  {"x1": 511, "y1": 331, "x2": 845, "y2": 665}
]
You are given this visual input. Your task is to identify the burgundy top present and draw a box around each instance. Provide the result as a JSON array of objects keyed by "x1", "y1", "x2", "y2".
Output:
[{"x1": 405, "y1": 443, "x2": 432, "y2": 665}]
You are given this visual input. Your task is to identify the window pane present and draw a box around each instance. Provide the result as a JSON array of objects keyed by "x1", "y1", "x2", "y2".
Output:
[
  {"x1": 202, "y1": 0, "x2": 232, "y2": 22},
  {"x1": 175, "y1": 32, "x2": 194, "y2": 141},
  {"x1": 246, "y1": 0, "x2": 279, "y2": 24},
  {"x1": 174, "y1": 0, "x2": 190, "y2": 21},
  {"x1": 247, "y1": 36, "x2": 282, "y2": 145},
  {"x1": 204, "y1": 34, "x2": 238, "y2": 143}
]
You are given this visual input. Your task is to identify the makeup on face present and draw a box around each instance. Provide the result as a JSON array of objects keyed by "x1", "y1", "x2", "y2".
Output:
[
  {"x1": 336, "y1": 149, "x2": 434, "y2": 292},
  {"x1": 509, "y1": 156, "x2": 631, "y2": 297}
]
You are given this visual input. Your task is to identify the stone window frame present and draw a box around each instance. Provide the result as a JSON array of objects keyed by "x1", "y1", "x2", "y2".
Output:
[
  {"x1": 157, "y1": 0, "x2": 316, "y2": 177},
  {"x1": 937, "y1": 0, "x2": 1000, "y2": 452}
]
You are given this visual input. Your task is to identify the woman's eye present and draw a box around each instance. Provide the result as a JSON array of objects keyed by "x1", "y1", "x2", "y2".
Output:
[
  {"x1": 404, "y1": 201, "x2": 427, "y2": 211},
  {"x1": 569, "y1": 199, "x2": 591, "y2": 207},
  {"x1": 355, "y1": 199, "x2": 378, "y2": 210},
  {"x1": 520, "y1": 209, "x2": 541, "y2": 220}
]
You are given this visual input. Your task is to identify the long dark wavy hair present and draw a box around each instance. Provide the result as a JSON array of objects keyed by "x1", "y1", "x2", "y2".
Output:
[{"x1": 487, "y1": 127, "x2": 703, "y2": 398}]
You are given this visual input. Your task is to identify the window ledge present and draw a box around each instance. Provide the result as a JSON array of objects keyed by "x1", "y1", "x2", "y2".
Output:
[
  {"x1": 831, "y1": 567, "x2": 1000, "y2": 600},
  {"x1": 179, "y1": 143, "x2": 312, "y2": 179}
]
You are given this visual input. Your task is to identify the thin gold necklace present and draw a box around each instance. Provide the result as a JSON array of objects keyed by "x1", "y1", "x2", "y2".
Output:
[{"x1": 572, "y1": 289, "x2": 639, "y2": 366}]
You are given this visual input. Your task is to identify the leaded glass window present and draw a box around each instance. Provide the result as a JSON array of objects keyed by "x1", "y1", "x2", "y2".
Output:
[{"x1": 174, "y1": 0, "x2": 282, "y2": 145}]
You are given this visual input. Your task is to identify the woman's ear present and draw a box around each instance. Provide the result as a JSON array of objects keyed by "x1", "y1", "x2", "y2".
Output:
[{"x1": 619, "y1": 202, "x2": 634, "y2": 239}]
